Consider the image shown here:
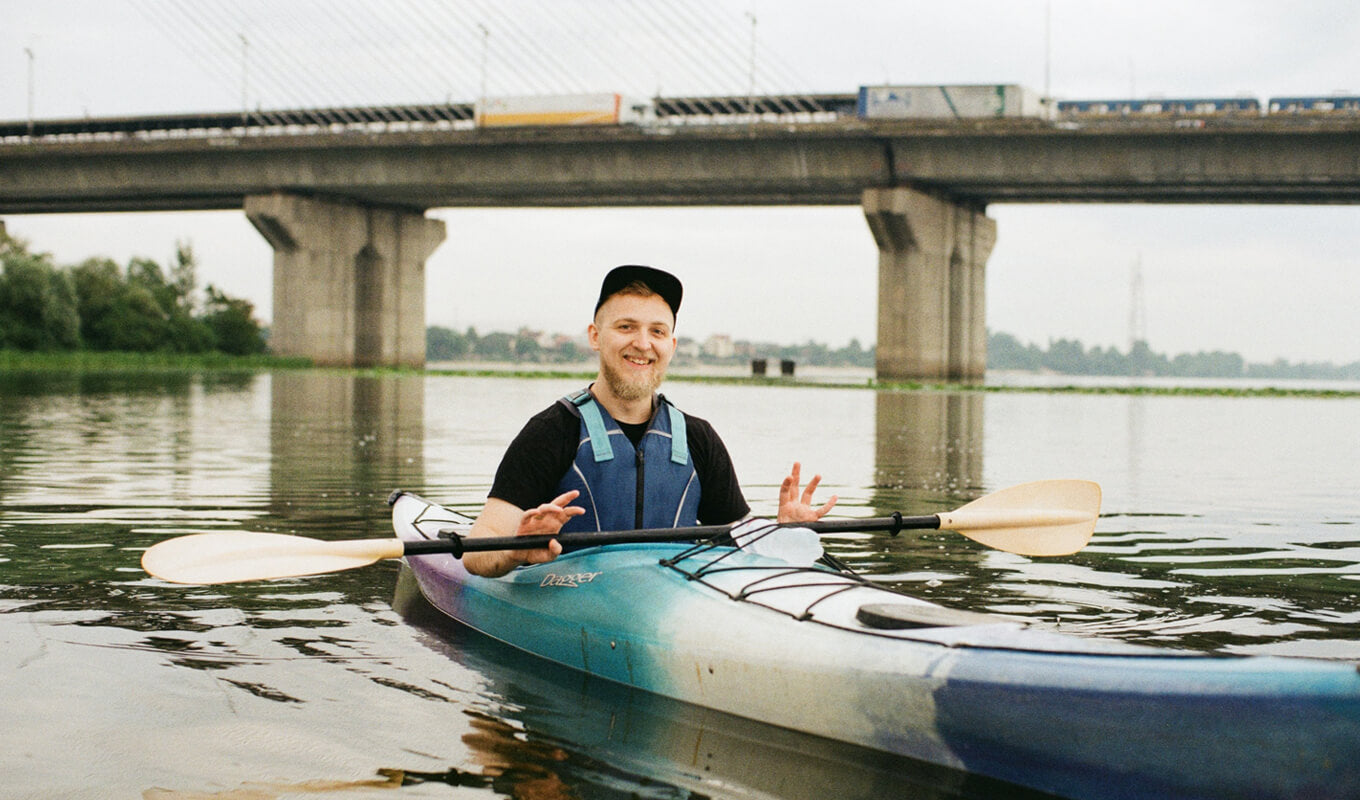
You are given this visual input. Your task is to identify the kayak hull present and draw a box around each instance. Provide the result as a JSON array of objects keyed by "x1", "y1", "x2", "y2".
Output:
[{"x1": 392, "y1": 492, "x2": 1360, "y2": 800}]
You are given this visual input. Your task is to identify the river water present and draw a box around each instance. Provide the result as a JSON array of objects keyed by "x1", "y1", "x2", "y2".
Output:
[{"x1": 2, "y1": 370, "x2": 1357, "y2": 799}]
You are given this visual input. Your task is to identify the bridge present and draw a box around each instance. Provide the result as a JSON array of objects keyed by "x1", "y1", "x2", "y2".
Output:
[{"x1": 4, "y1": 101, "x2": 1360, "y2": 378}]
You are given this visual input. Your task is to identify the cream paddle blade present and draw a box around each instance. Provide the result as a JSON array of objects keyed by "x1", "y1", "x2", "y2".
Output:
[
  {"x1": 936, "y1": 479, "x2": 1101, "y2": 556},
  {"x1": 141, "y1": 532, "x2": 405, "y2": 585}
]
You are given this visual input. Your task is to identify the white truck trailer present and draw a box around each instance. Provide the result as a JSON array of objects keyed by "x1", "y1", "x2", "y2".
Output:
[
  {"x1": 475, "y1": 94, "x2": 655, "y2": 127},
  {"x1": 857, "y1": 85, "x2": 1045, "y2": 119}
]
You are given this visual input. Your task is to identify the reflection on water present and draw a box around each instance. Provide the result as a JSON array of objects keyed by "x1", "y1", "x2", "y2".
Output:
[
  {"x1": 269, "y1": 372, "x2": 427, "y2": 540},
  {"x1": 873, "y1": 389, "x2": 984, "y2": 506},
  {"x1": 1, "y1": 369, "x2": 1357, "y2": 798}
]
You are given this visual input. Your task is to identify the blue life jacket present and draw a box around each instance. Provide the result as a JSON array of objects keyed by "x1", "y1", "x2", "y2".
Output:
[{"x1": 555, "y1": 388, "x2": 701, "y2": 535}]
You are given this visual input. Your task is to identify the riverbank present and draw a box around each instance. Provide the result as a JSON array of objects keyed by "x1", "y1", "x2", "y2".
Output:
[
  {"x1": 3, "y1": 350, "x2": 1357, "y2": 398},
  {"x1": 0, "y1": 349, "x2": 310, "y2": 372},
  {"x1": 421, "y1": 361, "x2": 1360, "y2": 398}
]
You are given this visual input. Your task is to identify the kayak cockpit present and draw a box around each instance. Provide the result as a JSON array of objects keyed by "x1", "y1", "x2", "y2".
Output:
[
  {"x1": 658, "y1": 535, "x2": 1177, "y2": 656},
  {"x1": 856, "y1": 603, "x2": 1018, "y2": 630}
]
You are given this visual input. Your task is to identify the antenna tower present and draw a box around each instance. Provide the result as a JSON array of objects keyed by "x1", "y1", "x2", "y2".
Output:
[{"x1": 1128, "y1": 252, "x2": 1147, "y2": 352}]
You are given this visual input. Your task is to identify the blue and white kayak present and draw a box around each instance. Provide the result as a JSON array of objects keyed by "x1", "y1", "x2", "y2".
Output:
[{"x1": 390, "y1": 491, "x2": 1360, "y2": 800}]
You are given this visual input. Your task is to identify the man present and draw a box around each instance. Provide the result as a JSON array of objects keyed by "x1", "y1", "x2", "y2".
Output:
[{"x1": 464, "y1": 264, "x2": 836, "y2": 577}]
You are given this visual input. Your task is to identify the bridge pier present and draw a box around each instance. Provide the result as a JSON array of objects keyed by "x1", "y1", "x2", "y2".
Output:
[
  {"x1": 862, "y1": 187, "x2": 996, "y2": 382},
  {"x1": 244, "y1": 193, "x2": 446, "y2": 367}
]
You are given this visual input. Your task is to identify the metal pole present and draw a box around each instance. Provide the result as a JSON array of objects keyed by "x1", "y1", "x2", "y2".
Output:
[
  {"x1": 1128, "y1": 252, "x2": 1146, "y2": 353},
  {"x1": 1043, "y1": 1, "x2": 1051, "y2": 97},
  {"x1": 25, "y1": 47, "x2": 35, "y2": 137},
  {"x1": 1043, "y1": 1, "x2": 1052, "y2": 117},
  {"x1": 239, "y1": 34, "x2": 249, "y2": 126},
  {"x1": 478, "y1": 24, "x2": 489, "y2": 125},
  {"x1": 745, "y1": 12, "x2": 757, "y2": 122}
]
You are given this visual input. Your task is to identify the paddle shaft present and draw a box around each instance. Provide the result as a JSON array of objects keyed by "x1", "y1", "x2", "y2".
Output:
[
  {"x1": 406, "y1": 513, "x2": 941, "y2": 557},
  {"x1": 141, "y1": 480, "x2": 1098, "y2": 584}
]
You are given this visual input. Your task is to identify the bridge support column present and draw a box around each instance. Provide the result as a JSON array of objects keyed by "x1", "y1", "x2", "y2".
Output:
[
  {"x1": 245, "y1": 192, "x2": 446, "y2": 367},
  {"x1": 863, "y1": 187, "x2": 996, "y2": 382}
]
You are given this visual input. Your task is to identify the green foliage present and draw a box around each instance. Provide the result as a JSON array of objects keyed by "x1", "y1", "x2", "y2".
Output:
[
  {"x1": 0, "y1": 234, "x2": 80, "y2": 350},
  {"x1": 511, "y1": 334, "x2": 541, "y2": 360},
  {"x1": 988, "y1": 332, "x2": 1042, "y2": 371},
  {"x1": 70, "y1": 257, "x2": 177, "y2": 351},
  {"x1": 46, "y1": 268, "x2": 82, "y2": 349},
  {"x1": 104, "y1": 283, "x2": 168, "y2": 351},
  {"x1": 988, "y1": 332, "x2": 1360, "y2": 380},
  {"x1": 768, "y1": 338, "x2": 872, "y2": 367},
  {"x1": 0, "y1": 349, "x2": 307, "y2": 372},
  {"x1": 0, "y1": 229, "x2": 264, "y2": 357},
  {"x1": 70, "y1": 258, "x2": 121, "y2": 347},
  {"x1": 202, "y1": 285, "x2": 266, "y2": 355},
  {"x1": 165, "y1": 309, "x2": 217, "y2": 353},
  {"x1": 169, "y1": 241, "x2": 199, "y2": 314},
  {"x1": 426, "y1": 325, "x2": 473, "y2": 360},
  {"x1": 475, "y1": 331, "x2": 516, "y2": 361},
  {"x1": 555, "y1": 338, "x2": 583, "y2": 362}
]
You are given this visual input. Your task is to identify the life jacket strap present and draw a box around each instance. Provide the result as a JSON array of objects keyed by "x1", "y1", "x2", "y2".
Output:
[
  {"x1": 666, "y1": 403, "x2": 688, "y2": 464},
  {"x1": 567, "y1": 389, "x2": 614, "y2": 463}
]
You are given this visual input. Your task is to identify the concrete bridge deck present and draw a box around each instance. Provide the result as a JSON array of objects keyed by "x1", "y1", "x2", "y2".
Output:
[
  {"x1": 5, "y1": 116, "x2": 1360, "y2": 214},
  {"x1": 4, "y1": 114, "x2": 1359, "y2": 377}
]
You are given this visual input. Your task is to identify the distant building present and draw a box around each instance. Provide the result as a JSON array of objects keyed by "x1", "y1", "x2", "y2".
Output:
[
  {"x1": 676, "y1": 338, "x2": 702, "y2": 359},
  {"x1": 702, "y1": 334, "x2": 735, "y2": 359}
]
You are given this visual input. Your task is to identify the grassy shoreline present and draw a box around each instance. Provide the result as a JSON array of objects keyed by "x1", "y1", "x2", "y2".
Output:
[
  {"x1": 0, "y1": 349, "x2": 311, "y2": 372},
  {"x1": 421, "y1": 368, "x2": 1360, "y2": 399},
  {"x1": 3, "y1": 349, "x2": 1356, "y2": 399}
]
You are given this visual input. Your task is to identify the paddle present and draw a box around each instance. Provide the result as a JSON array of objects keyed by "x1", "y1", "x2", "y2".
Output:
[{"x1": 141, "y1": 479, "x2": 1100, "y2": 585}]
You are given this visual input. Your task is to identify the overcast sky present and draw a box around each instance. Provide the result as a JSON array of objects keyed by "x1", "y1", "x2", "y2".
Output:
[{"x1": 4, "y1": 0, "x2": 1360, "y2": 364}]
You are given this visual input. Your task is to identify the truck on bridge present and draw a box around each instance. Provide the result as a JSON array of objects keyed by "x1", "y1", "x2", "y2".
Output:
[{"x1": 474, "y1": 93, "x2": 655, "y2": 127}]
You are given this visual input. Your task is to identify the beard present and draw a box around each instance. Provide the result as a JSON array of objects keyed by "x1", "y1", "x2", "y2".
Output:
[{"x1": 600, "y1": 356, "x2": 665, "y2": 402}]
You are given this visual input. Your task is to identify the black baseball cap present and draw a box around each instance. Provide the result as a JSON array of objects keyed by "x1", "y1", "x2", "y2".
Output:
[{"x1": 594, "y1": 265, "x2": 683, "y2": 320}]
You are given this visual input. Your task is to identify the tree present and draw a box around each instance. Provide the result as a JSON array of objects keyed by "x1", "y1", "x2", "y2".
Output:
[
  {"x1": 987, "y1": 331, "x2": 1043, "y2": 371},
  {"x1": 1043, "y1": 338, "x2": 1088, "y2": 374},
  {"x1": 1086, "y1": 345, "x2": 1128, "y2": 376},
  {"x1": 1169, "y1": 350, "x2": 1244, "y2": 378},
  {"x1": 513, "y1": 330, "x2": 543, "y2": 361},
  {"x1": 160, "y1": 246, "x2": 213, "y2": 352},
  {"x1": 1127, "y1": 340, "x2": 1168, "y2": 376},
  {"x1": 45, "y1": 268, "x2": 81, "y2": 350},
  {"x1": 0, "y1": 236, "x2": 80, "y2": 351},
  {"x1": 426, "y1": 325, "x2": 471, "y2": 360},
  {"x1": 164, "y1": 310, "x2": 216, "y2": 354},
  {"x1": 475, "y1": 331, "x2": 515, "y2": 361},
  {"x1": 127, "y1": 257, "x2": 175, "y2": 315},
  {"x1": 169, "y1": 241, "x2": 199, "y2": 315},
  {"x1": 835, "y1": 337, "x2": 867, "y2": 366},
  {"x1": 552, "y1": 338, "x2": 583, "y2": 363},
  {"x1": 70, "y1": 258, "x2": 122, "y2": 348},
  {"x1": 70, "y1": 256, "x2": 174, "y2": 351},
  {"x1": 3, "y1": 232, "x2": 266, "y2": 356},
  {"x1": 201, "y1": 285, "x2": 266, "y2": 355},
  {"x1": 103, "y1": 283, "x2": 168, "y2": 352}
]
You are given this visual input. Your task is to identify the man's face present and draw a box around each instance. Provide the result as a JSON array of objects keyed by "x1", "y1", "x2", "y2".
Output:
[{"x1": 589, "y1": 292, "x2": 676, "y2": 403}]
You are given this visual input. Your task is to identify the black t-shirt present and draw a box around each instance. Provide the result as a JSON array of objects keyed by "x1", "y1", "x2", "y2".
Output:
[{"x1": 489, "y1": 398, "x2": 751, "y2": 525}]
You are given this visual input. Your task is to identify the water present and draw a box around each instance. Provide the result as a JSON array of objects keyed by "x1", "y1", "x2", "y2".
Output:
[{"x1": 2, "y1": 370, "x2": 1357, "y2": 799}]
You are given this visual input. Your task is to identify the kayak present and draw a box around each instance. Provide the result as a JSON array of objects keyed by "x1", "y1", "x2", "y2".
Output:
[
  {"x1": 390, "y1": 491, "x2": 1360, "y2": 800},
  {"x1": 391, "y1": 565, "x2": 1057, "y2": 800}
]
